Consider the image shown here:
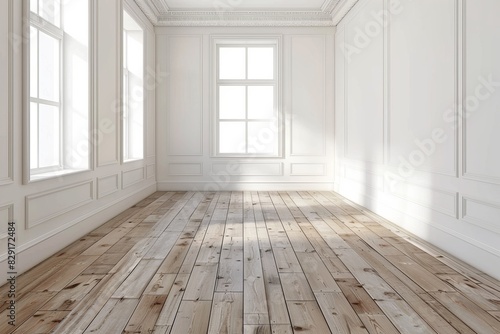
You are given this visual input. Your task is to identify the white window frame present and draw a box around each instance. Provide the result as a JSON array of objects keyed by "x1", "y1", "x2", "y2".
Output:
[
  {"x1": 121, "y1": 4, "x2": 146, "y2": 163},
  {"x1": 212, "y1": 37, "x2": 283, "y2": 158},
  {"x1": 29, "y1": 6, "x2": 64, "y2": 175},
  {"x1": 25, "y1": 0, "x2": 93, "y2": 182}
]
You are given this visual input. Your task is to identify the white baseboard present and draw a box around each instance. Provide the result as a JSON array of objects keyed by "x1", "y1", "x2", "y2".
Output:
[{"x1": 157, "y1": 181, "x2": 335, "y2": 192}]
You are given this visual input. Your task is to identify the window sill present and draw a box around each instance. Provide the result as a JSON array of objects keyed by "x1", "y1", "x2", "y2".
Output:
[{"x1": 30, "y1": 168, "x2": 89, "y2": 182}]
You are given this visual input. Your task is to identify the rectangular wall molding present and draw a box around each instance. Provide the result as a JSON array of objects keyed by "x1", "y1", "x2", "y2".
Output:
[
  {"x1": 26, "y1": 180, "x2": 94, "y2": 229},
  {"x1": 388, "y1": 180, "x2": 458, "y2": 218},
  {"x1": 211, "y1": 163, "x2": 283, "y2": 177},
  {"x1": 147, "y1": 164, "x2": 156, "y2": 179},
  {"x1": 344, "y1": 165, "x2": 384, "y2": 191},
  {"x1": 167, "y1": 35, "x2": 203, "y2": 156},
  {"x1": 169, "y1": 163, "x2": 203, "y2": 176},
  {"x1": 290, "y1": 163, "x2": 326, "y2": 176},
  {"x1": 290, "y1": 35, "x2": 327, "y2": 157},
  {"x1": 0, "y1": 203, "x2": 14, "y2": 239},
  {"x1": 122, "y1": 167, "x2": 145, "y2": 189},
  {"x1": 97, "y1": 173, "x2": 120, "y2": 199},
  {"x1": 463, "y1": 197, "x2": 500, "y2": 235}
]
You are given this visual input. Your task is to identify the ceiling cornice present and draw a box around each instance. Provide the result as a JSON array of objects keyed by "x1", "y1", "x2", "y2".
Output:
[
  {"x1": 331, "y1": 0, "x2": 359, "y2": 25},
  {"x1": 134, "y1": 0, "x2": 357, "y2": 27}
]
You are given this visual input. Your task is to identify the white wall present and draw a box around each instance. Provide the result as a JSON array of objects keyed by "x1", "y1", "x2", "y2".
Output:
[
  {"x1": 156, "y1": 26, "x2": 335, "y2": 191},
  {"x1": 335, "y1": 0, "x2": 500, "y2": 280},
  {"x1": 0, "y1": 0, "x2": 157, "y2": 282}
]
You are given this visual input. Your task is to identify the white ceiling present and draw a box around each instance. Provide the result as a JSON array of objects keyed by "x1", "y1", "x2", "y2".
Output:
[
  {"x1": 164, "y1": 0, "x2": 327, "y2": 11},
  {"x1": 134, "y1": 0, "x2": 358, "y2": 26}
]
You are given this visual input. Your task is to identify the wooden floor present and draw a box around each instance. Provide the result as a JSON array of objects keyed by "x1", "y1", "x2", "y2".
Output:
[{"x1": 2, "y1": 191, "x2": 500, "y2": 334}]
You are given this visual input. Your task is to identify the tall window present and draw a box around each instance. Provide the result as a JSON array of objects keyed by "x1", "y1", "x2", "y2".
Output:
[
  {"x1": 122, "y1": 9, "x2": 144, "y2": 162},
  {"x1": 29, "y1": 0, "x2": 90, "y2": 179},
  {"x1": 215, "y1": 40, "x2": 280, "y2": 156}
]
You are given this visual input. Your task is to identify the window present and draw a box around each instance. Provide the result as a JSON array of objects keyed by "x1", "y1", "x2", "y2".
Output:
[
  {"x1": 215, "y1": 39, "x2": 281, "y2": 156},
  {"x1": 28, "y1": 0, "x2": 90, "y2": 180},
  {"x1": 122, "y1": 9, "x2": 144, "y2": 162}
]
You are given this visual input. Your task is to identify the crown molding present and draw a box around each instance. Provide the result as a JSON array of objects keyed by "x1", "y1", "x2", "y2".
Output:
[
  {"x1": 156, "y1": 11, "x2": 335, "y2": 27},
  {"x1": 322, "y1": 0, "x2": 341, "y2": 14},
  {"x1": 331, "y1": 0, "x2": 359, "y2": 25},
  {"x1": 134, "y1": 0, "x2": 357, "y2": 27}
]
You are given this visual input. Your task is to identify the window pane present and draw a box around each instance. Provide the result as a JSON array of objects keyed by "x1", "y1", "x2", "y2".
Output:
[
  {"x1": 248, "y1": 86, "x2": 274, "y2": 119},
  {"x1": 30, "y1": 0, "x2": 37, "y2": 14},
  {"x1": 30, "y1": 26, "x2": 38, "y2": 98},
  {"x1": 219, "y1": 86, "x2": 246, "y2": 120},
  {"x1": 63, "y1": 0, "x2": 89, "y2": 46},
  {"x1": 38, "y1": 104, "x2": 60, "y2": 168},
  {"x1": 219, "y1": 122, "x2": 246, "y2": 154},
  {"x1": 39, "y1": 0, "x2": 61, "y2": 27},
  {"x1": 126, "y1": 31, "x2": 143, "y2": 77},
  {"x1": 123, "y1": 10, "x2": 144, "y2": 161},
  {"x1": 248, "y1": 121, "x2": 278, "y2": 154},
  {"x1": 30, "y1": 103, "x2": 38, "y2": 169},
  {"x1": 219, "y1": 47, "x2": 246, "y2": 80},
  {"x1": 39, "y1": 31, "x2": 59, "y2": 102},
  {"x1": 248, "y1": 47, "x2": 274, "y2": 80}
]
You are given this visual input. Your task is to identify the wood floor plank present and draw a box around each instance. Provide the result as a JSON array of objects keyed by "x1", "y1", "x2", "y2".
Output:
[
  {"x1": 243, "y1": 192, "x2": 270, "y2": 325},
  {"x1": 170, "y1": 301, "x2": 212, "y2": 334},
  {"x1": 112, "y1": 259, "x2": 163, "y2": 299},
  {"x1": 337, "y1": 278, "x2": 400, "y2": 334},
  {"x1": 216, "y1": 231, "x2": 244, "y2": 292},
  {"x1": 286, "y1": 301, "x2": 331, "y2": 333},
  {"x1": 208, "y1": 293, "x2": 243, "y2": 334},
  {"x1": 279, "y1": 273, "x2": 315, "y2": 301},
  {"x1": 384, "y1": 255, "x2": 454, "y2": 292},
  {"x1": 437, "y1": 273, "x2": 500, "y2": 311},
  {"x1": 334, "y1": 248, "x2": 438, "y2": 333},
  {"x1": 296, "y1": 252, "x2": 341, "y2": 293},
  {"x1": 244, "y1": 325, "x2": 271, "y2": 334},
  {"x1": 83, "y1": 298, "x2": 138, "y2": 334},
  {"x1": 155, "y1": 274, "x2": 189, "y2": 327},
  {"x1": 123, "y1": 295, "x2": 167, "y2": 334},
  {"x1": 0, "y1": 291, "x2": 57, "y2": 334},
  {"x1": 12, "y1": 311, "x2": 70, "y2": 334},
  {"x1": 315, "y1": 292, "x2": 369, "y2": 333},
  {"x1": 183, "y1": 263, "x2": 218, "y2": 301},
  {"x1": 273, "y1": 247, "x2": 302, "y2": 273},
  {"x1": 342, "y1": 236, "x2": 462, "y2": 333},
  {"x1": 34, "y1": 255, "x2": 99, "y2": 292},
  {"x1": 270, "y1": 325, "x2": 293, "y2": 334},
  {"x1": 81, "y1": 253, "x2": 123, "y2": 275},
  {"x1": 256, "y1": 196, "x2": 291, "y2": 326},
  {"x1": 430, "y1": 291, "x2": 500, "y2": 334},
  {"x1": 144, "y1": 273, "x2": 177, "y2": 295},
  {"x1": 53, "y1": 237, "x2": 156, "y2": 333},
  {"x1": 40, "y1": 275, "x2": 105, "y2": 311},
  {"x1": 178, "y1": 193, "x2": 220, "y2": 274}
]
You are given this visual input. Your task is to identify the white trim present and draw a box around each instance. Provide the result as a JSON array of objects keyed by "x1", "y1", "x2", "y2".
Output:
[
  {"x1": 134, "y1": 0, "x2": 361, "y2": 26},
  {"x1": 211, "y1": 35, "x2": 283, "y2": 158},
  {"x1": 158, "y1": 181, "x2": 335, "y2": 192},
  {"x1": 0, "y1": 0, "x2": 14, "y2": 186}
]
